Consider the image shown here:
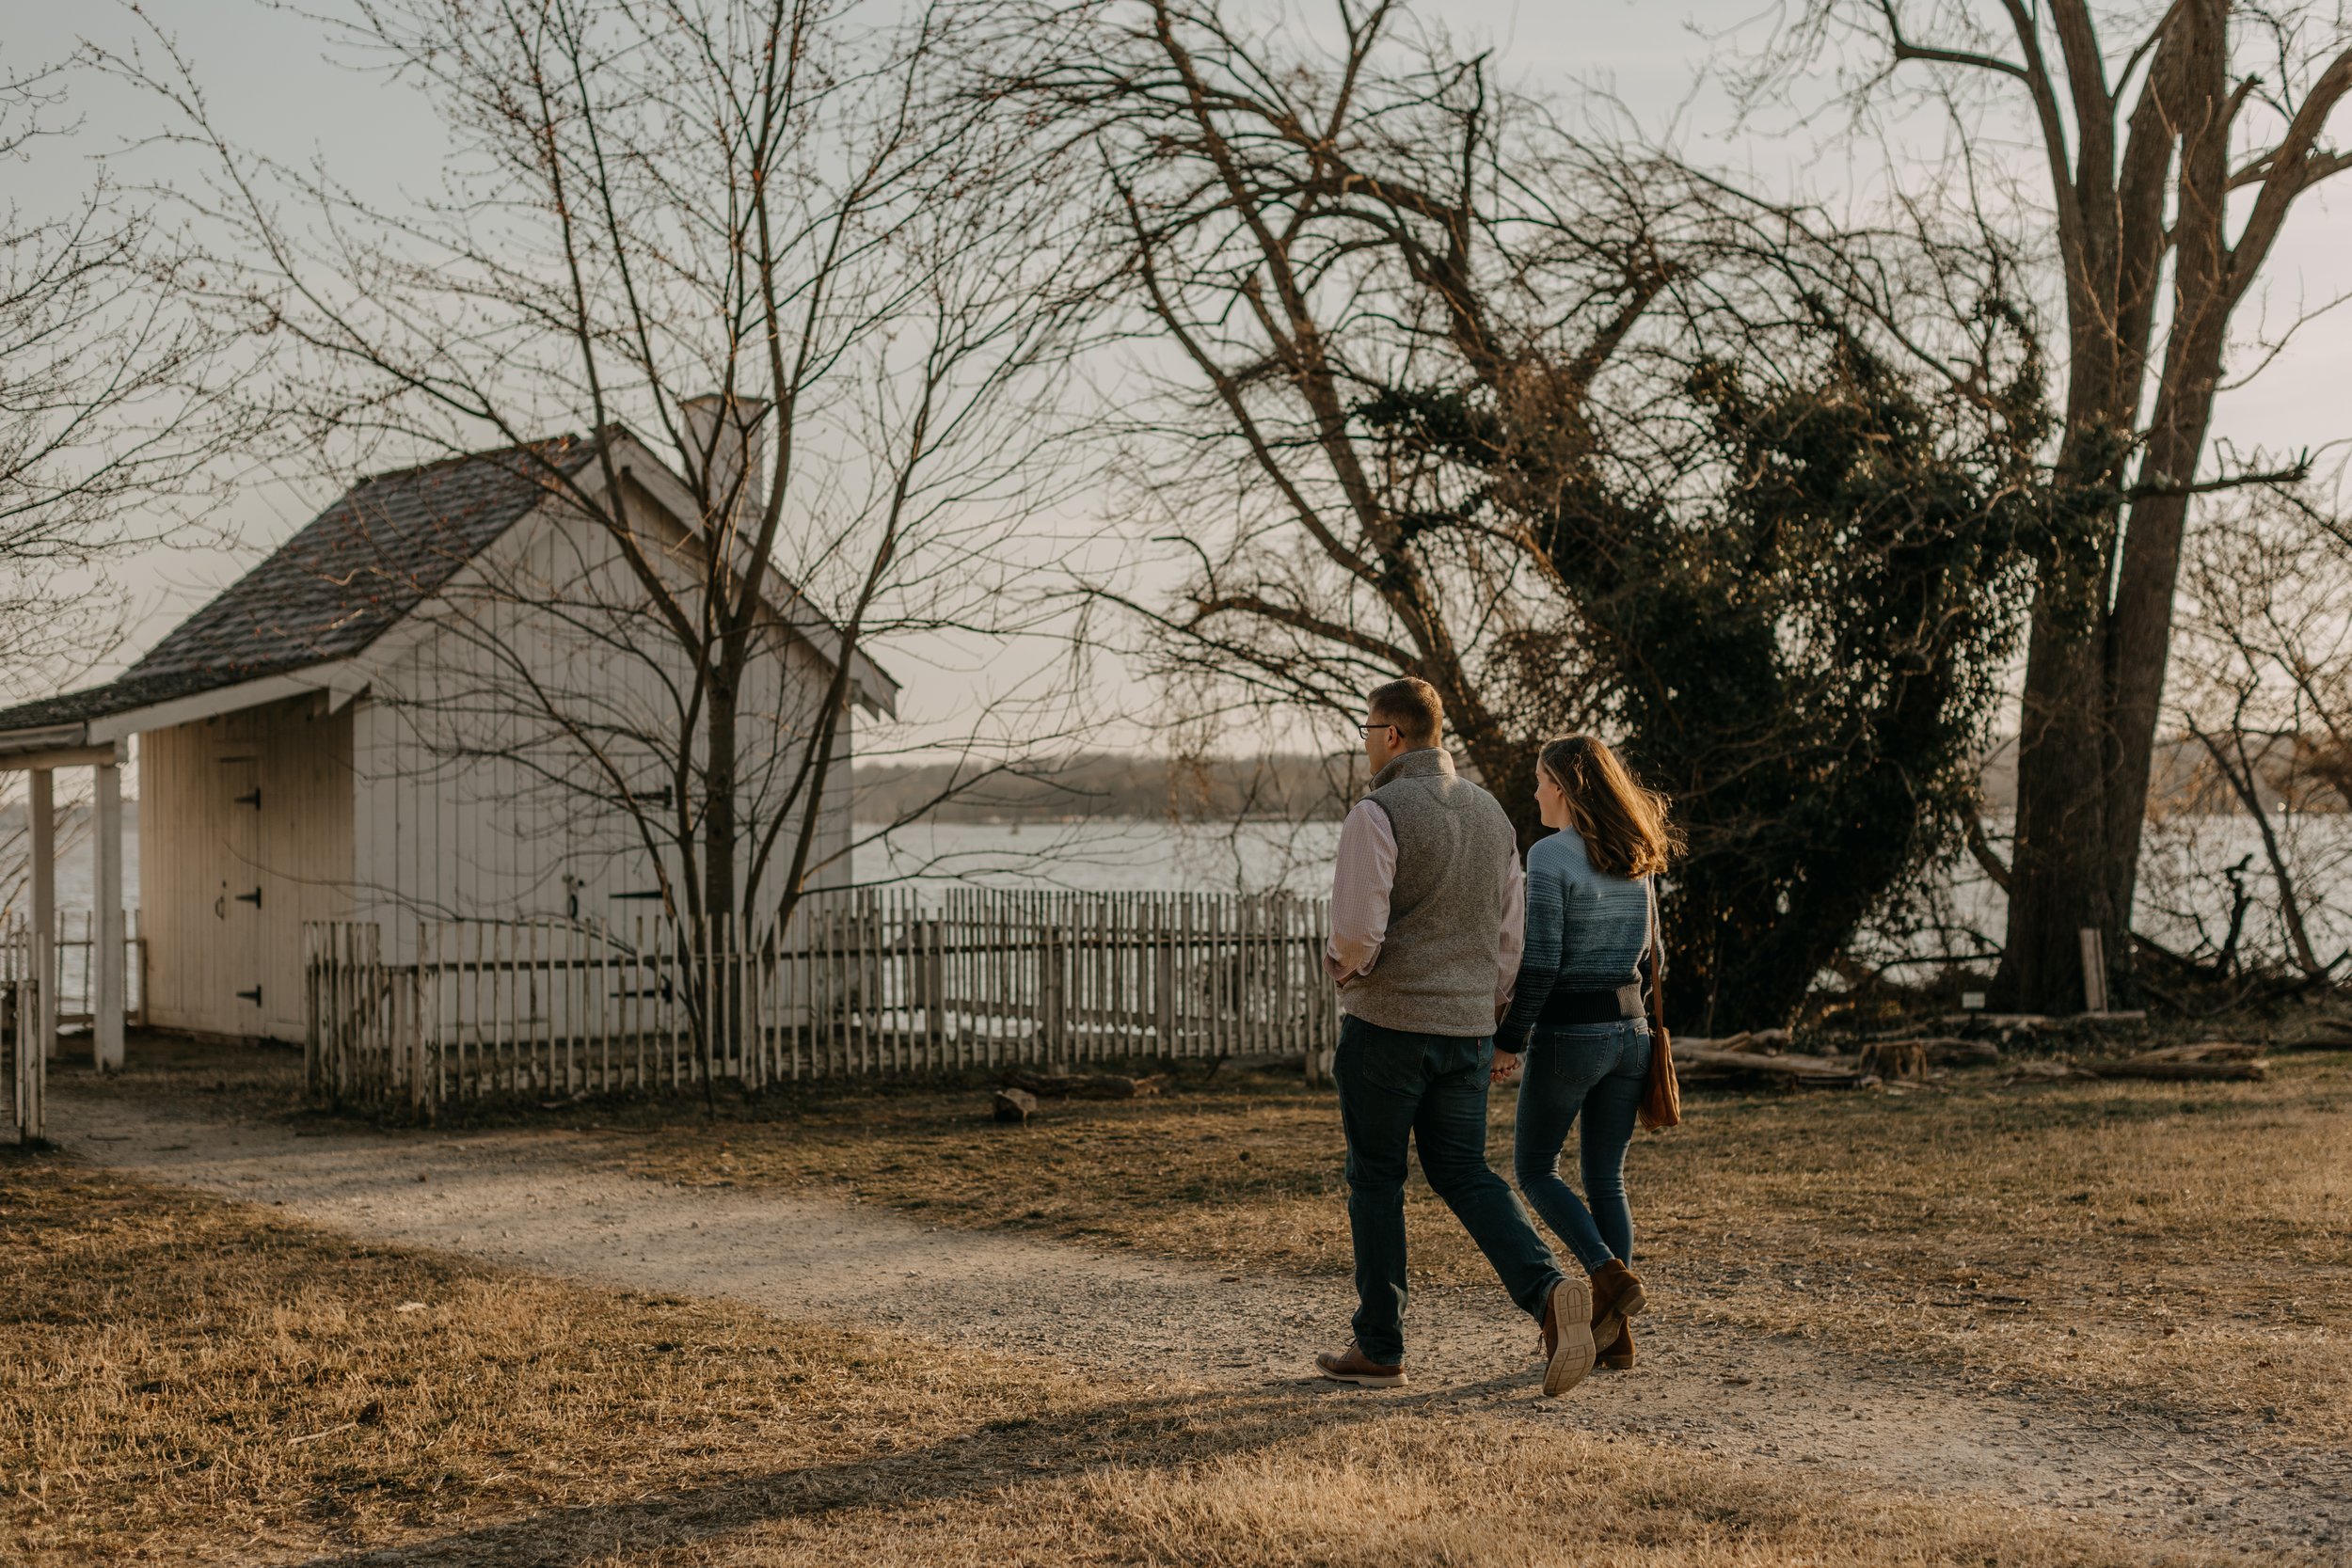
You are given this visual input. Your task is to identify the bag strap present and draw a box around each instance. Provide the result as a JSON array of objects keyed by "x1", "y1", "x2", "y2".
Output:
[{"x1": 1642, "y1": 878, "x2": 1668, "y2": 1039}]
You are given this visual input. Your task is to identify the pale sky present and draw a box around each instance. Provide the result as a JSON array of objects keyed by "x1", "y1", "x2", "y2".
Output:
[{"x1": 13, "y1": 1, "x2": 2352, "y2": 753}]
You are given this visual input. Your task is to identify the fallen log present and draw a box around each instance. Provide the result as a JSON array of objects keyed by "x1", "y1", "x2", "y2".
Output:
[
  {"x1": 1004, "y1": 1069, "x2": 1166, "y2": 1100},
  {"x1": 1854, "y1": 1033, "x2": 2002, "y2": 1065},
  {"x1": 1903, "y1": 1037, "x2": 2004, "y2": 1066},
  {"x1": 1676, "y1": 1047, "x2": 1864, "y2": 1087},
  {"x1": 1939, "y1": 1010, "x2": 2145, "y2": 1034},
  {"x1": 2285, "y1": 1019, "x2": 2352, "y2": 1051},
  {"x1": 2009, "y1": 1058, "x2": 2098, "y2": 1082},
  {"x1": 1677, "y1": 1029, "x2": 1791, "y2": 1055},
  {"x1": 1939, "y1": 1012, "x2": 2054, "y2": 1030},
  {"x1": 2135, "y1": 1041, "x2": 2262, "y2": 1063}
]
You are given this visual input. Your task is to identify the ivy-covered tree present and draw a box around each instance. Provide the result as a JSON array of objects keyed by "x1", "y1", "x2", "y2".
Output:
[
  {"x1": 1634, "y1": 340, "x2": 2051, "y2": 1027},
  {"x1": 1366, "y1": 311, "x2": 2074, "y2": 1028}
]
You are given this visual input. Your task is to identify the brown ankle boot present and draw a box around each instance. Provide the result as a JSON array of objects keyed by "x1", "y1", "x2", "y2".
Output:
[
  {"x1": 1595, "y1": 1322, "x2": 1635, "y2": 1370},
  {"x1": 1590, "y1": 1259, "x2": 1647, "y2": 1355},
  {"x1": 1314, "y1": 1341, "x2": 1405, "y2": 1388}
]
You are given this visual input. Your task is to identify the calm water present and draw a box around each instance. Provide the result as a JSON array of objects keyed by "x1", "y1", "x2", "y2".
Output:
[
  {"x1": 849, "y1": 814, "x2": 2352, "y2": 979},
  {"x1": 849, "y1": 817, "x2": 1343, "y2": 896}
]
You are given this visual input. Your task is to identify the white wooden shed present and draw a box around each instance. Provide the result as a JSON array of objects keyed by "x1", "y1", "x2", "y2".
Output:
[{"x1": 0, "y1": 418, "x2": 896, "y2": 1059}]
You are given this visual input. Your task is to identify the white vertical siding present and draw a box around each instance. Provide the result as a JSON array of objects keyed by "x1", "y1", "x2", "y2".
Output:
[{"x1": 347, "y1": 484, "x2": 860, "y2": 962}]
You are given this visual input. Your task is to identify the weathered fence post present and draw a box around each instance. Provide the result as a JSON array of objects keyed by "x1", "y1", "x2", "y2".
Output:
[{"x1": 6, "y1": 920, "x2": 42, "y2": 1141}]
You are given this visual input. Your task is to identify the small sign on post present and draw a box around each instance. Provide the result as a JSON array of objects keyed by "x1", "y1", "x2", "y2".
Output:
[{"x1": 2078, "y1": 927, "x2": 2108, "y2": 1015}]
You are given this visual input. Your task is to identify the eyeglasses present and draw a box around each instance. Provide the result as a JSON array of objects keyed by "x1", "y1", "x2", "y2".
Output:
[{"x1": 1357, "y1": 723, "x2": 1397, "y2": 737}]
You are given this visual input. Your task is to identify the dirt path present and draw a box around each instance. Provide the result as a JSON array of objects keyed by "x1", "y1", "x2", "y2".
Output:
[{"x1": 54, "y1": 1083, "x2": 2351, "y2": 1560}]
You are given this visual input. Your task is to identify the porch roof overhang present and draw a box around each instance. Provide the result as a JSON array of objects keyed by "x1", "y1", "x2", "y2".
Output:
[{"x1": 0, "y1": 661, "x2": 365, "y2": 769}]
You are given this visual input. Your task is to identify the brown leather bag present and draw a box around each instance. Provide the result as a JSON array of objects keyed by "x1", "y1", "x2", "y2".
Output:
[{"x1": 1637, "y1": 879, "x2": 1682, "y2": 1132}]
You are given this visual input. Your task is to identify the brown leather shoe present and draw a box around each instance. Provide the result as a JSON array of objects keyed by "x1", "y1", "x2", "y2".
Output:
[
  {"x1": 1315, "y1": 1341, "x2": 1405, "y2": 1387},
  {"x1": 1540, "y1": 1275, "x2": 1596, "y2": 1397},
  {"x1": 1590, "y1": 1259, "x2": 1648, "y2": 1355},
  {"x1": 1594, "y1": 1322, "x2": 1635, "y2": 1371}
]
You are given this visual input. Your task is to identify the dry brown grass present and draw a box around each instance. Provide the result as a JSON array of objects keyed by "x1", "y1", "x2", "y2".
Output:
[
  {"x1": 0, "y1": 1151, "x2": 2273, "y2": 1567},
  {"x1": 610, "y1": 1052, "x2": 2352, "y2": 1448}
]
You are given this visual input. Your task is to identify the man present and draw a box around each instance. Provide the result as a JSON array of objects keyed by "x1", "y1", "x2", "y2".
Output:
[{"x1": 1314, "y1": 677, "x2": 1594, "y2": 1396}]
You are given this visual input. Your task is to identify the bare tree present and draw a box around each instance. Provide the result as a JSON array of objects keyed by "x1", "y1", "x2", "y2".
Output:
[
  {"x1": 1749, "y1": 2, "x2": 2352, "y2": 1011},
  {"x1": 1007, "y1": 0, "x2": 2061, "y2": 1028},
  {"x1": 2162, "y1": 479, "x2": 2352, "y2": 985},
  {"x1": 0, "y1": 53, "x2": 253, "y2": 939},
  {"x1": 1013, "y1": 0, "x2": 1646, "y2": 813},
  {"x1": 115, "y1": 0, "x2": 1085, "y2": 974},
  {"x1": 0, "y1": 55, "x2": 243, "y2": 688}
]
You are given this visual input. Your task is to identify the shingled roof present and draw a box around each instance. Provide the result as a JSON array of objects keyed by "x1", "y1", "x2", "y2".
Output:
[{"x1": 0, "y1": 435, "x2": 601, "y2": 734}]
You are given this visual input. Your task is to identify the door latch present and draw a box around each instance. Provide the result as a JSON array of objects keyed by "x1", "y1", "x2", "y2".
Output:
[{"x1": 234, "y1": 887, "x2": 262, "y2": 908}]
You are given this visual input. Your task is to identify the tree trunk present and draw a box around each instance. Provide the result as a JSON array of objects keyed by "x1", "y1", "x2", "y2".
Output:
[
  {"x1": 1987, "y1": 13, "x2": 2195, "y2": 1016},
  {"x1": 702, "y1": 683, "x2": 739, "y2": 1086},
  {"x1": 2100, "y1": 8, "x2": 2232, "y2": 946},
  {"x1": 704, "y1": 683, "x2": 739, "y2": 927},
  {"x1": 2100, "y1": 388, "x2": 2223, "y2": 945},
  {"x1": 1997, "y1": 604, "x2": 2115, "y2": 1012}
]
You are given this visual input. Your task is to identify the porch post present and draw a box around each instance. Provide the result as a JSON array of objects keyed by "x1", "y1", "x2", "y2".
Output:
[
  {"x1": 93, "y1": 759, "x2": 124, "y2": 1070},
  {"x1": 27, "y1": 769, "x2": 55, "y2": 1061}
]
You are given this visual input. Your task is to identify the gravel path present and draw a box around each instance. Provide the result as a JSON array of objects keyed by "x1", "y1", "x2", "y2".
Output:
[{"x1": 54, "y1": 1083, "x2": 2351, "y2": 1560}]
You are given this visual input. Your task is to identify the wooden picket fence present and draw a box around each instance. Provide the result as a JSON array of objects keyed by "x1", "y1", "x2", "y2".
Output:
[{"x1": 305, "y1": 887, "x2": 1341, "y2": 1113}]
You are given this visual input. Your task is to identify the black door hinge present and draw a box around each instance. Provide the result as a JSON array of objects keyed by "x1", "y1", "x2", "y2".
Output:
[
  {"x1": 236, "y1": 986, "x2": 262, "y2": 1006},
  {"x1": 233, "y1": 787, "x2": 262, "y2": 810},
  {"x1": 234, "y1": 887, "x2": 262, "y2": 908}
]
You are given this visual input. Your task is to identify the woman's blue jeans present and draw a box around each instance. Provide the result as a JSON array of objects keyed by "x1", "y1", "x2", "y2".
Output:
[{"x1": 1512, "y1": 1020, "x2": 1650, "y2": 1274}]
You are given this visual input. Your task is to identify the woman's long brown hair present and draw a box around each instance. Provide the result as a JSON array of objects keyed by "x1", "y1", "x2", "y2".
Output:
[{"x1": 1537, "y1": 736, "x2": 1678, "y2": 879}]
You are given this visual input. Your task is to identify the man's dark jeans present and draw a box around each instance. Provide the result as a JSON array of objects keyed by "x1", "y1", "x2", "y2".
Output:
[{"x1": 1332, "y1": 1013, "x2": 1566, "y2": 1366}]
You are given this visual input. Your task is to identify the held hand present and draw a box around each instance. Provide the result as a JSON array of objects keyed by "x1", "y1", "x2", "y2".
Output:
[{"x1": 1489, "y1": 1049, "x2": 1521, "y2": 1085}]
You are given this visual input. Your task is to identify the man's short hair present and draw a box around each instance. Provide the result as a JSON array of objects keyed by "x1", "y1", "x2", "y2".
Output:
[{"x1": 1366, "y1": 677, "x2": 1443, "y2": 748}]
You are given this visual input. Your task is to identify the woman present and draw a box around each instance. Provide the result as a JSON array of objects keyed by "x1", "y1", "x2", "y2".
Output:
[{"x1": 1494, "y1": 736, "x2": 1677, "y2": 1371}]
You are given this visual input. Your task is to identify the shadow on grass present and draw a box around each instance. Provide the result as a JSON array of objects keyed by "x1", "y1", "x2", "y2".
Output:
[{"x1": 285, "y1": 1376, "x2": 1526, "y2": 1568}]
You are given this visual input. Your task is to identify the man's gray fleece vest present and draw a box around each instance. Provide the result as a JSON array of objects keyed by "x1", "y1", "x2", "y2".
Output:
[{"x1": 1342, "y1": 748, "x2": 1518, "y2": 1037}]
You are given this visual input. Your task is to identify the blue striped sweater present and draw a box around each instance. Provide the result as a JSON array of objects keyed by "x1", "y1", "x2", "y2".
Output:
[{"x1": 1499, "y1": 824, "x2": 1652, "y2": 1050}]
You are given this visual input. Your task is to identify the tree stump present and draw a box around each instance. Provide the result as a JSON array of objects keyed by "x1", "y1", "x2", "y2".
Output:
[{"x1": 1858, "y1": 1039, "x2": 1928, "y2": 1081}]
